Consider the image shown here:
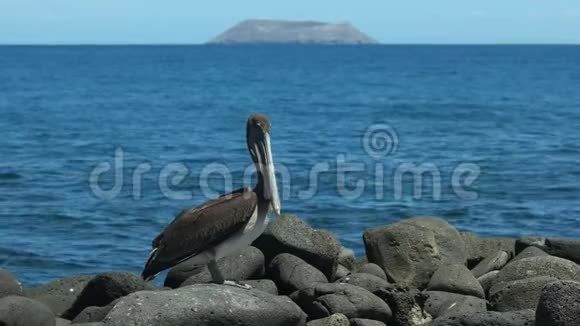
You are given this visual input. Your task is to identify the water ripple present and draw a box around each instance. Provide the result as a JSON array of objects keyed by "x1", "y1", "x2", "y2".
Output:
[{"x1": 1, "y1": 45, "x2": 580, "y2": 286}]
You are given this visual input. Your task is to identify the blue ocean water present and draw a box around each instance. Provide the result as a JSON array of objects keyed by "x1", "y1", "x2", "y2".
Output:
[{"x1": 1, "y1": 45, "x2": 579, "y2": 286}]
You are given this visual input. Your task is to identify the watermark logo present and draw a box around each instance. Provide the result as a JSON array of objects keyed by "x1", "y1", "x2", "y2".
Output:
[
  {"x1": 363, "y1": 123, "x2": 399, "y2": 159},
  {"x1": 88, "y1": 123, "x2": 480, "y2": 202}
]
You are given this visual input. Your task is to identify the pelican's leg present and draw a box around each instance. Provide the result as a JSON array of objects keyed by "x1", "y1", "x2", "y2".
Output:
[
  {"x1": 208, "y1": 260, "x2": 225, "y2": 284},
  {"x1": 208, "y1": 260, "x2": 251, "y2": 289}
]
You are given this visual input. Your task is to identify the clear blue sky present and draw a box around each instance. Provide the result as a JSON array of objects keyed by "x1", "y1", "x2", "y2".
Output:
[{"x1": 1, "y1": 0, "x2": 579, "y2": 44}]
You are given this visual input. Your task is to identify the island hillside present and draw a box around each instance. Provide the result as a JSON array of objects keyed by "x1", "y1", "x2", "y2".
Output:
[{"x1": 208, "y1": 19, "x2": 378, "y2": 45}]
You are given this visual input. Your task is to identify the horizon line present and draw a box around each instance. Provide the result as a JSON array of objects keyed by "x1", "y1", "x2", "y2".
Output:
[{"x1": 0, "y1": 42, "x2": 579, "y2": 46}]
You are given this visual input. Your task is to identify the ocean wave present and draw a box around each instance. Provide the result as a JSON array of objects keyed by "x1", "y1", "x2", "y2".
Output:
[{"x1": 0, "y1": 172, "x2": 23, "y2": 180}]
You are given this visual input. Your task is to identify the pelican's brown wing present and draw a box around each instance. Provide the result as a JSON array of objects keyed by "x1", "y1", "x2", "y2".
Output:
[{"x1": 142, "y1": 188, "x2": 257, "y2": 280}]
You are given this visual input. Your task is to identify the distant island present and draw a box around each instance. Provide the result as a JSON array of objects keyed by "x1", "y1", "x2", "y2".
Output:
[{"x1": 208, "y1": 19, "x2": 378, "y2": 45}]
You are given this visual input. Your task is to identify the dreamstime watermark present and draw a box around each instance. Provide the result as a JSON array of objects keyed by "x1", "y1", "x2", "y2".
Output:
[{"x1": 88, "y1": 123, "x2": 481, "y2": 201}]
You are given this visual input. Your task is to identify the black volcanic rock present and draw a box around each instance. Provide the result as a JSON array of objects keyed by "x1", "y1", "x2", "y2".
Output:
[
  {"x1": 63, "y1": 272, "x2": 153, "y2": 320},
  {"x1": 209, "y1": 19, "x2": 377, "y2": 44},
  {"x1": 24, "y1": 275, "x2": 92, "y2": 298},
  {"x1": 357, "y1": 263, "x2": 388, "y2": 281},
  {"x1": 0, "y1": 269, "x2": 22, "y2": 298},
  {"x1": 174, "y1": 246, "x2": 265, "y2": 288},
  {"x1": 104, "y1": 284, "x2": 306, "y2": 326},
  {"x1": 307, "y1": 313, "x2": 349, "y2": 326},
  {"x1": 253, "y1": 214, "x2": 341, "y2": 280},
  {"x1": 0, "y1": 296, "x2": 55, "y2": 326},
  {"x1": 461, "y1": 232, "x2": 515, "y2": 268},
  {"x1": 426, "y1": 310, "x2": 535, "y2": 326},
  {"x1": 291, "y1": 283, "x2": 392, "y2": 322},
  {"x1": 337, "y1": 273, "x2": 390, "y2": 293},
  {"x1": 373, "y1": 287, "x2": 431, "y2": 326},
  {"x1": 424, "y1": 291, "x2": 487, "y2": 319},
  {"x1": 363, "y1": 217, "x2": 467, "y2": 289},
  {"x1": 495, "y1": 256, "x2": 580, "y2": 284},
  {"x1": 471, "y1": 250, "x2": 510, "y2": 278},
  {"x1": 269, "y1": 253, "x2": 328, "y2": 294},
  {"x1": 427, "y1": 264, "x2": 485, "y2": 299},
  {"x1": 489, "y1": 276, "x2": 559, "y2": 312},
  {"x1": 516, "y1": 237, "x2": 580, "y2": 264},
  {"x1": 511, "y1": 246, "x2": 549, "y2": 263},
  {"x1": 535, "y1": 280, "x2": 580, "y2": 326},
  {"x1": 242, "y1": 279, "x2": 279, "y2": 295}
]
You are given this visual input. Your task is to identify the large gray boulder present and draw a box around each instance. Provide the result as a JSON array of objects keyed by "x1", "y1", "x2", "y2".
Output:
[
  {"x1": 167, "y1": 246, "x2": 265, "y2": 288},
  {"x1": 243, "y1": 279, "x2": 278, "y2": 295},
  {"x1": 495, "y1": 256, "x2": 580, "y2": 284},
  {"x1": 25, "y1": 275, "x2": 93, "y2": 317},
  {"x1": 427, "y1": 264, "x2": 485, "y2": 299},
  {"x1": 471, "y1": 251, "x2": 510, "y2": 278},
  {"x1": 424, "y1": 291, "x2": 486, "y2": 319},
  {"x1": 63, "y1": 272, "x2": 154, "y2": 320},
  {"x1": 34, "y1": 294, "x2": 77, "y2": 317},
  {"x1": 307, "y1": 313, "x2": 349, "y2": 326},
  {"x1": 461, "y1": 233, "x2": 515, "y2": 268},
  {"x1": 73, "y1": 306, "x2": 111, "y2": 324},
  {"x1": 337, "y1": 273, "x2": 390, "y2": 293},
  {"x1": 55, "y1": 318, "x2": 71, "y2": 326},
  {"x1": 353, "y1": 257, "x2": 369, "y2": 272},
  {"x1": 269, "y1": 253, "x2": 328, "y2": 294},
  {"x1": 253, "y1": 215, "x2": 341, "y2": 280},
  {"x1": 350, "y1": 319, "x2": 387, "y2": 326},
  {"x1": 490, "y1": 276, "x2": 558, "y2": 312},
  {"x1": 0, "y1": 296, "x2": 55, "y2": 326},
  {"x1": 104, "y1": 284, "x2": 306, "y2": 326},
  {"x1": 515, "y1": 238, "x2": 546, "y2": 253},
  {"x1": 364, "y1": 217, "x2": 467, "y2": 288},
  {"x1": 338, "y1": 247, "x2": 356, "y2": 271},
  {"x1": 357, "y1": 263, "x2": 387, "y2": 281},
  {"x1": 516, "y1": 238, "x2": 580, "y2": 264},
  {"x1": 535, "y1": 280, "x2": 580, "y2": 326},
  {"x1": 335, "y1": 265, "x2": 350, "y2": 281},
  {"x1": 291, "y1": 283, "x2": 391, "y2": 323},
  {"x1": 25, "y1": 275, "x2": 92, "y2": 298},
  {"x1": 478, "y1": 270, "x2": 500, "y2": 295},
  {"x1": 0, "y1": 269, "x2": 22, "y2": 298},
  {"x1": 426, "y1": 310, "x2": 535, "y2": 326},
  {"x1": 72, "y1": 299, "x2": 120, "y2": 324},
  {"x1": 538, "y1": 238, "x2": 580, "y2": 264},
  {"x1": 511, "y1": 246, "x2": 549, "y2": 263}
]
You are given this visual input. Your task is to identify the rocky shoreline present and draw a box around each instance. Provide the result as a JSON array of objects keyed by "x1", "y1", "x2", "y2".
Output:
[{"x1": 1, "y1": 215, "x2": 580, "y2": 326}]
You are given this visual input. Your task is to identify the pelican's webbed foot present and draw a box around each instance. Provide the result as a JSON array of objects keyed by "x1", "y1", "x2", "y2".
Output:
[
  {"x1": 208, "y1": 260, "x2": 251, "y2": 289},
  {"x1": 224, "y1": 280, "x2": 252, "y2": 289}
]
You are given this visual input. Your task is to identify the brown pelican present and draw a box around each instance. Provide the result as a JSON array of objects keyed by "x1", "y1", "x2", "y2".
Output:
[{"x1": 141, "y1": 113, "x2": 281, "y2": 287}]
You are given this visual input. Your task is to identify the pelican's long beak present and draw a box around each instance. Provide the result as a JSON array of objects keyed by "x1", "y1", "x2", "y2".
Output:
[{"x1": 260, "y1": 132, "x2": 281, "y2": 217}]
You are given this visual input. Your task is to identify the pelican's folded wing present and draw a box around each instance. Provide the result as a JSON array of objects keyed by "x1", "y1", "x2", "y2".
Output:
[{"x1": 142, "y1": 188, "x2": 257, "y2": 280}]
